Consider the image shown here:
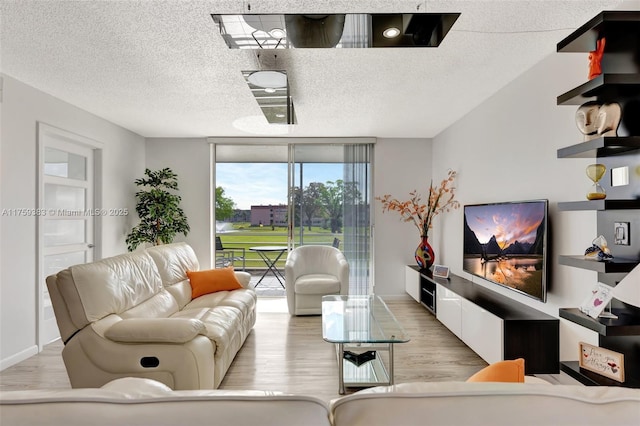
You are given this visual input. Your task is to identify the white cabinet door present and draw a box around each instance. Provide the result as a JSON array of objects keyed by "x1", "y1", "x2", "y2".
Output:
[
  {"x1": 436, "y1": 284, "x2": 462, "y2": 339},
  {"x1": 461, "y1": 298, "x2": 503, "y2": 364},
  {"x1": 405, "y1": 266, "x2": 420, "y2": 303}
]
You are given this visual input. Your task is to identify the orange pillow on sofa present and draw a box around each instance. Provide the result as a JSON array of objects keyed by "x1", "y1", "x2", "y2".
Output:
[
  {"x1": 186, "y1": 267, "x2": 243, "y2": 299},
  {"x1": 466, "y1": 358, "x2": 525, "y2": 383}
]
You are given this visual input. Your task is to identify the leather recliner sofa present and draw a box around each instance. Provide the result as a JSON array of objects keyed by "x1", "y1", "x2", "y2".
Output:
[{"x1": 46, "y1": 242, "x2": 256, "y2": 390}]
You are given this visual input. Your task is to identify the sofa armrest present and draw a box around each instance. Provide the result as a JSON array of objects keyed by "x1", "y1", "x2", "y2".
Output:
[
  {"x1": 104, "y1": 318, "x2": 206, "y2": 343},
  {"x1": 234, "y1": 271, "x2": 252, "y2": 288}
]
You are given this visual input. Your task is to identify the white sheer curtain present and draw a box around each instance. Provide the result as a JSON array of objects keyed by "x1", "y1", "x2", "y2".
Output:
[
  {"x1": 343, "y1": 144, "x2": 373, "y2": 295},
  {"x1": 339, "y1": 14, "x2": 369, "y2": 48}
]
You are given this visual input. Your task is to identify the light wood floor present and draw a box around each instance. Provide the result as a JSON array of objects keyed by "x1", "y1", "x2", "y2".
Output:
[{"x1": 0, "y1": 297, "x2": 488, "y2": 401}]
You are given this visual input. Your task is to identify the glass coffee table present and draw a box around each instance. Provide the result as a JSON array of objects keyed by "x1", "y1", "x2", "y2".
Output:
[{"x1": 322, "y1": 295, "x2": 410, "y2": 394}]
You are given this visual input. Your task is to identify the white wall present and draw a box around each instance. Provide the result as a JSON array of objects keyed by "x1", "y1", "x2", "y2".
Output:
[
  {"x1": 145, "y1": 138, "x2": 213, "y2": 269},
  {"x1": 0, "y1": 75, "x2": 145, "y2": 369},
  {"x1": 373, "y1": 138, "x2": 432, "y2": 295},
  {"x1": 431, "y1": 53, "x2": 601, "y2": 360}
]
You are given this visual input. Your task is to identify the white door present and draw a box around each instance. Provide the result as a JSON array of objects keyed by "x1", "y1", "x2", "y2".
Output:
[{"x1": 38, "y1": 124, "x2": 98, "y2": 348}]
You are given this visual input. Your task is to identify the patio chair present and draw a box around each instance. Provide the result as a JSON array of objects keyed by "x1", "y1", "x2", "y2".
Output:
[{"x1": 215, "y1": 236, "x2": 246, "y2": 270}]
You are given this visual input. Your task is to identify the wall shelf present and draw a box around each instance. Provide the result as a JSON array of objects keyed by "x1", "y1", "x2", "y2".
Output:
[
  {"x1": 557, "y1": 74, "x2": 640, "y2": 106},
  {"x1": 556, "y1": 9, "x2": 640, "y2": 389},
  {"x1": 561, "y1": 361, "x2": 640, "y2": 388},
  {"x1": 557, "y1": 136, "x2": 640, "y2": 158},
  {"x1": 557, "y1": 199, "x2": 640, "y2": 211},
  {"x1": 559, "y1": 307, "x2": 640, "y2": 336},
  {"x1": 558, "y1": 255, "x2": 639, "y2": 273},
  {"x1": 557, "y1": 11, "x2": 640, "y2": 53}
]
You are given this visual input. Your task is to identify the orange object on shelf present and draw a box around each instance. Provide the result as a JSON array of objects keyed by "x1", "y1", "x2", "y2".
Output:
[{"x1": 588, "y1": 37, "x2": 606, "y2": 80}]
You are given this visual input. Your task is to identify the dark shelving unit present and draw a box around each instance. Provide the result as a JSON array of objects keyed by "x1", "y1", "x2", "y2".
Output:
[
  {"x1": 556, "y1": 136, "x2": 640, "y2": 158},
  {"x1": 561, "y1": 361, "x2": 640, "y2": 388},
  {"x1": 556, "y1": 10, "x2": 640, "y2": 389},
  {"x1": 558, "y1": 255, "x2": 639, "y2": 274},
  {"x1": 557, "y1": 11, "x2": 640, "y2": 53},
  {"x1": 557, "y1": 199, "x2": 640, "y2": 211},
  {"x1": 559, "y1": 307, "x2": 640, "y2": 336},
  {"x1": 419, "y1": 271, "x2": 436, "y2": 315},
  {"x1": 556, "y1": 74, "x2": 640, "y2": 105}
]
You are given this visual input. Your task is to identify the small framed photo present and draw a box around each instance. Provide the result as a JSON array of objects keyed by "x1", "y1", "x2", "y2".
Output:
[
  {"x1": 579, "y1": 342, "x2": 625, "y2": 382},
  {"x1": 432, "y1": 264, "x2": 450, "y2": 279},
  {"x1": 579, "y1": 283, "x2": 614, "y2": 319}
]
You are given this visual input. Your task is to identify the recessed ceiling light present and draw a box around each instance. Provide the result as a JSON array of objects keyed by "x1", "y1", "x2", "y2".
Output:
[
  {"x1": 383, "y1": 27, "x2": 401, "y2": 38},
  {"x1": 269, "y1": 28, "x2": 286, "y2": 39},
  {"x1": 275, "y1": 113, "x2": 286, "y2": 118},
  {"x1": 264, "y1": 88, "x2": 277, "y2": 93}
]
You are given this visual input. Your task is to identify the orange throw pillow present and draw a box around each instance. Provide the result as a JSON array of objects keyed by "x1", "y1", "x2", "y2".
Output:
[
  {"x1": 466, "y1": 358, "x2": 525, "y2": 383},
  {"x1": 186, "y1": 267, "x2": 243, "y2": 299}
]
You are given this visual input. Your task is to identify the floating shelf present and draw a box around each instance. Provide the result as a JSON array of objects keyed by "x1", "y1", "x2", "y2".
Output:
[
  {"x1": 557, "y1": 11, "x2": 640, "y2": 53},
  {"x1": 561, "y1": 361, "x2": 640, "y2": 388},
  {"x1": 557, "y1": 199, "x2": 640, "y2": 211},
  {"x1": 557, "y1": 137, "x2": 640, "y2": 158},
  {"x1": 559, "y1": 307, "x2": 640, "y2": 336},
  {"x1": 557, "y1": 74, "x2": 640, "y2": 105},
  {"x1": 558, "y1": 255, "x2": 639, "y2": 273}
]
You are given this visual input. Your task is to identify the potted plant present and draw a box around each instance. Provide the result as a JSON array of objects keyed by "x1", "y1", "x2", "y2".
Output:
[{"x1": 126, "y1": 167, "x2": 190, "y2": 251}]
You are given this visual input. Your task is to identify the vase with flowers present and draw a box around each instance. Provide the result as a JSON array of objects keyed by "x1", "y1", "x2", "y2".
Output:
[{"x1": 376, "y1": 169, "x2": 460, "y2": 270}]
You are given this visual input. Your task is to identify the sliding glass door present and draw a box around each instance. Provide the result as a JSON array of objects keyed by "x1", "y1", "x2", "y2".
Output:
[
  {"x1": 214, "y1": 141, "x2": 373, "y2": 294},
  {"x1": 289, "y1": 144, "x2": 372, "y2": 294}
]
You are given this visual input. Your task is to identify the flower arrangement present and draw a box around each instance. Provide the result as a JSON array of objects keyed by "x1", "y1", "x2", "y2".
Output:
[{"x1": 376, "y1": 169, "x2": 460, "y2": 238}]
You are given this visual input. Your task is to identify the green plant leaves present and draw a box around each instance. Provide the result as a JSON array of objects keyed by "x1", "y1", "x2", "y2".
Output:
[{"x1": 126, "y1": 168, "x2": 190, "y2": 251}]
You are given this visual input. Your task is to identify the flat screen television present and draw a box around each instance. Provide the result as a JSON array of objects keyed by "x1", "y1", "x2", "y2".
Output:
[{"x1": 463, "y1": 200, "x2": 548, "y2": 303}]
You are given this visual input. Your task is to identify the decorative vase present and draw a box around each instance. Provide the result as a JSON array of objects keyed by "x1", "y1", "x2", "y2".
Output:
[{"x1": 415, "y1": 235, "x2": 435, "y2": 270}]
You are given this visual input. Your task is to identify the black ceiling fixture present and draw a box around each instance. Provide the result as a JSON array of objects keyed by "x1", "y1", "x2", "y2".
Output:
[{"x1": 211, "y1": 13, "x2": 460, "y2": 49}]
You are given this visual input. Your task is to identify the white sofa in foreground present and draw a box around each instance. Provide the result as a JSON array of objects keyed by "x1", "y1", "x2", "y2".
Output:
[
  {"x1": 45, "y1": 243, "x2": 256, "y2": 390},
  {"x1": 329, "y1": 381, "x2": 640, "y2": 426},
  {"x1": 1, "y1": 378, "x2": 638, "y2": 426}
]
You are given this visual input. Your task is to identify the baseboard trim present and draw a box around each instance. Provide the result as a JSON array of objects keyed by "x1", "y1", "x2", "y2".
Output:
[
  {"x1": 379, "y1": 294, "x2": 415, "y2": 301},
  {"x1": 1, "y1": 345, "x2": 38, "y2": 371}
]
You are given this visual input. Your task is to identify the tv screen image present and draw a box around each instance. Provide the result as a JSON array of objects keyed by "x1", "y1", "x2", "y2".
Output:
[{"x1": 463, "y1": 200, "x2": 548, "y2": 302}]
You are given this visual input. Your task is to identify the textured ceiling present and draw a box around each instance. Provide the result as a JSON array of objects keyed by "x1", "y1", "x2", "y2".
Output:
[{"x1": 0, "y1": 0, "x2": 631, "y2": 139}]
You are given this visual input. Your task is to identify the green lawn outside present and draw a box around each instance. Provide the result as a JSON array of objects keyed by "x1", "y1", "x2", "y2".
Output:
[{"x1": 216, "y1": 223, "x2": 342, "y2": 270}]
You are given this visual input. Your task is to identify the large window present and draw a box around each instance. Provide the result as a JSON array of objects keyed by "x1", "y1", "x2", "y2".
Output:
[{"x1": 213, "y1": 140, "x2": 373, "y2": 294}]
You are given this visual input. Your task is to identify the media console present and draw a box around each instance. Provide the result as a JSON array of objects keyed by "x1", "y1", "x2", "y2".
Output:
[{"x1": 416, "y1": 271, "x2": 559, "y2": 374}]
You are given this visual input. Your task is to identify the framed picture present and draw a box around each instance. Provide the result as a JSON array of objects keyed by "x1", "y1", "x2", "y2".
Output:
[
  {"x1": 579, "y1": 283, "x2": 614, "y2": 319},
  {"x1": 579, "y1": 342, "x2": 625, "y2": 382}
]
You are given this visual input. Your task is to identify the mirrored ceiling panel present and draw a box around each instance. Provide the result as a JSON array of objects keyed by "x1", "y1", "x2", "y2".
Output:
[
  {"x1": 242, "y1": 70, "x2": 296, "y2": 125},
  {"x1": 212, "y1": 13, "x2": 460, "y2": 49}
]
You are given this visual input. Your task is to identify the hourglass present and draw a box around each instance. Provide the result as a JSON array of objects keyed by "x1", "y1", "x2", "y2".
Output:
[{"x1": 586, "y1": 164, "x2": 606, "y2": 200}]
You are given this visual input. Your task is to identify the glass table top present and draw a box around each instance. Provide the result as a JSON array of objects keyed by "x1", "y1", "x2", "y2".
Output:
[{"x1": 321, "y1": 295, "x2": 410, "y2": 344}]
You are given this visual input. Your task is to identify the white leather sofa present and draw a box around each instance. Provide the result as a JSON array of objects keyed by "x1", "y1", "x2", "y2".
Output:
[
  {"x1": 45, "y1": 242, "x2": 256, "y2": 390},
  {"x1": 0, "y1": 378, "x2": 330, "y2": 426},
  {"x1": 1, "y1": 378, "x2": 638, "y2": 426},
  {"x1": 285, "y1": 245, "x2": 349, "y2": 315},
  {"x1": 329, "y1": 381, "x2": 640, "y2": 425}
]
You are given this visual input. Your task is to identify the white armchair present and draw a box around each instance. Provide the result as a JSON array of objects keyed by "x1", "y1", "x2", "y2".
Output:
[{"x1": 285, "y1": 245, "x2": 349, "y2": 316}]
